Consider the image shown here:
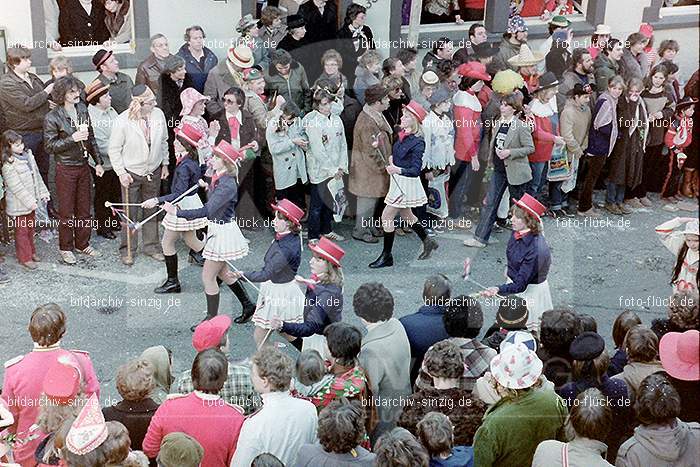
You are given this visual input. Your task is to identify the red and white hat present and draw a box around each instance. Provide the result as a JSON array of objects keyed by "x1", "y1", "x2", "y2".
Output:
[
  {"x1": 271, "y1": 199, "x2": 305, "y2": 226},
  {"x1": 513, "y1": 193, "x2": 546, "y2": 222},
  {"x1": 309, "y1": 237, "x2": 345, "y2": 267},
  {"x1": 403, "y1": 100, "x2": 428, "y2": 123},
  {"x1": 213, "y1": 140, "x2": 244, "y2": 166},
  {"x1": 43, "y1": 355, "x2": 82, "y2": 405},
  {"x1": 175, "y1": 123, "x2": 205, "y2": 147},
  {"x1": 227, "y1": 44, "x2": 254, "y2": 68},
  {"x1": 66, "y1": 393, "x2": 108, "y2": 455},
  {"x1": 457, "y1": 61, "x2": 490, "y2": 81},
  {"x1": 490, "y1": 342, "x2": 543, "y2": 389}
]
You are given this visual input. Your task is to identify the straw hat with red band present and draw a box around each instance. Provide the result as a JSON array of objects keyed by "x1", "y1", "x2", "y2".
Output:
[
  {"x1": 513, "y1": 193, "x2": 546, "y2": 222},
  {"x1": 213, "y1": 140, "x2": 244, "y2": 166},
  {"x1": 309, "y1": 237, "x2": 345, "y2": 267},
  {"x1": 271, "y1": 199, "x2": 305, "y2": 226},
  {"x1": 457, "y1": 61, "x2": 491, "y2": 81},
  {"x1": 175, "y1": 123, "x2": 205, "y2": 147},
  {"x1": 85, "y1": 79, "x2": 110, "y2": 106},
  {"x1": 403, "y1": 100, "x2": 428, "y2": 124},
  {"x1": 227, "y1": 44, "x2": 254, "y2": 68},
  {"x1": 66, "y1": 393, "x2": 108, "y2": 455},
  {"x1": 43, "y1": 356, "x2": 82, "y2": 405}
]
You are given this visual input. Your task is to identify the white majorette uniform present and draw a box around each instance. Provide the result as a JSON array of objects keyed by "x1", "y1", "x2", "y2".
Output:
[
  {"x1": 385, "y1": 101, "x2": 429, "y2": 208},
  {"x1": 160, "y1": 125, "x2": 207, "y2": 231},
  {"x1": 246, "y1": 200, "x2": 306, "y2": 329},
  {"x1": 175, "y1": 141, "x2": 249, "y2": 261},
  {"x1": 497, "y1": 194, "x2": 553, "y2": 329}
]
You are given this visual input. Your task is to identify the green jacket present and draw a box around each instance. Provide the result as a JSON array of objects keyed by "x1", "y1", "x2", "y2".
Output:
[{"x1": 473, "y1": 388, "x2": 568, "y2": 467}]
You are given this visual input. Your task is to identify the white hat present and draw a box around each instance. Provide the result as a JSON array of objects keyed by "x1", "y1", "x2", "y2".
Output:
[
  {"x1": 490, "y1": 342, "x2": 543, "y2": 389},
  {"x1": 500, "y1": 330, "x2": 537, "y2": 353},
  {"x1": 421, "y1": 70, "x2": 439, "y2": 85},
  {"x1": 507, "y1": 44, "x2": 545, "y2": 68},
  {"x1": 227, "y1": 44, "x2": 254, "y2": 68},
  {"x1": 681, "y1": 220, "x2": 699, "y2": 236},
  {"x1": 594, "y1": 24, "x2": 612, "y2": 35}
]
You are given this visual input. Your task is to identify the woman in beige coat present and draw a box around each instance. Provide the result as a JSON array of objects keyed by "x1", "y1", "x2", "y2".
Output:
[{"x1": 349, "y1": 84, "x2": 391, "y2": 243}]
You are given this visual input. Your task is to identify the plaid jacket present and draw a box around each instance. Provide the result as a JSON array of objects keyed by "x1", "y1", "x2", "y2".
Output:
[
  {"x1": 174, "y1": 364, "x2": 261, "y2": 415},
  {"x1": 416, "y1": 338, "x2": 497, "y2": 392}
]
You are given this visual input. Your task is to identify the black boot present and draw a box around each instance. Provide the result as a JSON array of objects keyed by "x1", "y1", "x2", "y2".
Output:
[
  {"x1": 190, "y1": 292, "x2": 220, "y2": 331},
  {"x1": 369, "y1": 231, "x2": 395, "y2": 268},
  {"x1": 188, "y1": 248, "x2": 205, "y2": 266},
  {"x1": 230, "y1": 281, "x2": 257, "y2": 324},
  {"x1": 413, "y1": 222, "x2": 439, "y2": 260},
  {"x1": 154, "y1": 254, "x2": 181, "y2": 293}
]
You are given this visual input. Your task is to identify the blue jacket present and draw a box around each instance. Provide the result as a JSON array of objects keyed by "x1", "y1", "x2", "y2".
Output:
[
  {"x1": 176, "y1": 44, "x2": 219, "y2": 93},
  {"x1": 400, "y1": 305, "x2": 450, "y2": 380},
  {"x1": 430, "y1": 446, "x2": 474, "y2": 467},
  {"x1": 282, "y1": 283, "x2": 343, "y2": 338},
  {"x1": 158, "y1": 157, "x2": 201, "y2": 203},
  {"x1": 586, "y1": 97, "x2": 618, "y2": 157},
  {"x1": 558, "y1": 374, "x2": 629, "y2": 411},
  {"x1": 392, "y1": 133, "x2": 425, "y2": 178},
  {"x1": 498, "y1": 232, "x2": 551, "y2": 295},
  {"x1": 243, "y1": 233, "x2": 301, "y2": 284},
  {"x1": 608, "y1": 348, "x2": 628, "y2": 377},
  {"x1": 178, "y1": 174, "x2": 237, "y2": 222}
]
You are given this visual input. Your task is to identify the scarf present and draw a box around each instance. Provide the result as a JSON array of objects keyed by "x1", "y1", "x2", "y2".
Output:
[
  {"x1": 362, "y1": 104, "x2": 392, "y2": 135},
  {"x1": 104, "y1": 0, "x2": 130, "y2": 37},
  {"x1": 127, "y1": 86, "x2": 156, "y2": 120},
  {"x1": 593, "y1": 91, "x2": 619, "y2": 156}
]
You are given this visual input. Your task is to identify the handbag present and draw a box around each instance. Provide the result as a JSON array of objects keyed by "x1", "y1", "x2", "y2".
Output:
[
  {"x1": 547, "y1": 143, "x2": 572, "y2": 182},
  {"x1": 426, "y1": 171, "x2": 450, "y2": 219}
]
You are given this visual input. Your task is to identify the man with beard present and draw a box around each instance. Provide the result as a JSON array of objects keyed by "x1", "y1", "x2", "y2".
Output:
[
  {"x1": 493, "y1": 15, "x2": 528, "y2": 73},
  {"x1": 556, "y1": 48, "x2": 596, "y2": 112}
]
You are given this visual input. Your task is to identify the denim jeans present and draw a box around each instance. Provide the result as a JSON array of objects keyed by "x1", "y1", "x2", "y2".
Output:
[
  {"x1": 529, "y1": 161, "x2": 548, "y2": 199},
  {"x1": 308, "y1": 179, "x2": 333, "y2": 240},
  {"x1": 448, "y1": 160, "x2": 474, "y2": 218},
  {"x1": 606, "y1": 181, "x2": 625, "y2": 204},
  {"x1": 549, "y1": 181, "x2": 566, "y2": 210},
  {"x1": 473, "y1": 170, "x2": 530, "y2": 244}
]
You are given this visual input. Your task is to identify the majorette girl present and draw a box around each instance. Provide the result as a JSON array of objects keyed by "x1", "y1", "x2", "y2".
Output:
[
  {"x1": 369, "y1": 100, "x2": 439, "y2": 268},
  {"x1": 482, "y1": 193, "x2": 553, "y2": 328},
  {"x1": 228, "y1": 199, "x2": 307, "y2": 347},
  {"x1": 655, "y1": 217, "x2": 699, "y2": 294},
  {"x1": 142, "y1": 123, "x2": 207, "y2": 294},
  {"x1": 270, "y1": 236, "x2": 345, "y2": 354},
  {"x1": 162, "y1": 140, "x2": 255, "y2": 330}
]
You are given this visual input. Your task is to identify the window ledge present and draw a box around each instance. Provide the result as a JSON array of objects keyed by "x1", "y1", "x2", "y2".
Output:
[
  {"x1": 653, "y1": 5, "x2": 700, "y2": 29},
  {"x1": 47, "y1": 42, "x2": 135, "y2": 59}
]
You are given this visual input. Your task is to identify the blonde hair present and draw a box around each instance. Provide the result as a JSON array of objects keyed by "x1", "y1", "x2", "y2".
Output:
[
  {"x1": 49, "y1": 56, "x2": 73, "y2": 75},
  {"x1": 116, "y1": 359, "x2": 156, "y2": 401},
  {"x1": 316, "y1": 257, "x2": 344, "y2": 287}
]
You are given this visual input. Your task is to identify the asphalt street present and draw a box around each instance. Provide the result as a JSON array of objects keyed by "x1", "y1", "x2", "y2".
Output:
[{"x1": 0, "y1": 192, "x2": 696, "y2": 403}]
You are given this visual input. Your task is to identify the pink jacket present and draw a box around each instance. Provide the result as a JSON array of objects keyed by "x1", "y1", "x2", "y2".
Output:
[
  {"x1": 142, "y1": 391, "x2": 244, "y2": 467},
  {"x1": 453, "y1": 90, "x2": 482, "y2": 163},
  {"x1": 1, "y1": 346, "x2": 100, "y2": 463}
]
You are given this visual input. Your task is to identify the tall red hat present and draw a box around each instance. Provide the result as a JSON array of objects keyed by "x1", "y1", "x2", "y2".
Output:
[
  {"x1": 457, "y1": 61, "x2": 491, "y2": 81},
  {"x1": 513, "y1": 193, "x2": 546, "y2": 221},
  {"x1": 43, "y1": 355, "x2": 82, "y2": 405},
  {"x1": 271, "y1": 199, "x2": 305, "y2": 226},
  {"x1": 309, "y1": 237, "x2": 345, "y2": 267},
  {"x1": 175, "y1": 123, "x2": 205, "y2": 147},
  {"x1": 403, "y1": 100, "x2": 428, "y2": 123},
  {"x1": 213, "y1": 140, "x2": 244, "y2": 166}
]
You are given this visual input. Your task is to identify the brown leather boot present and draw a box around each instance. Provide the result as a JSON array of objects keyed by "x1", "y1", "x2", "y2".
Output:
[{"x1": 681, "y1": 169, "x2": 695, "y2": 198}]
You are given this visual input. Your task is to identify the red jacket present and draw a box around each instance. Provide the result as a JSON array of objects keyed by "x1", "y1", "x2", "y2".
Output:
[
  {"x1": 664, "y1": 116, "x2": 693, "y2": 153},
  {"x1": 142, "y1": 391, "x2": 244, "y2": 467},
  {"x1": 520, "y1": 0, "x2": 545, "y2": 17},
  {"x1": 1, "y1": 346, "x2": 100, "y2": 463},
  {"x1": 453, "y1": 90, "x2": 482, "y2": 163},
  {"x1": 528, "y1": 99, "x2": 559, "y2": 163}
]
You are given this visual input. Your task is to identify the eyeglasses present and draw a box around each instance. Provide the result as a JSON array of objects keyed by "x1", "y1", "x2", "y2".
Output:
[{"x1": 224, "y1": 98, "x2": 237, "y2": 104}]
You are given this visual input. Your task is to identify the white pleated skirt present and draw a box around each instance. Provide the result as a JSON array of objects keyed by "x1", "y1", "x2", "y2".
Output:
[
  {"x1": 252, "y1": 280, "x2": 306, "y2": 329},
  {"x1": 518, "y1": 280, "x2": 553, "y2": 331},
  {"x1": 162, "y1": 195, "x2": 208, "y2": 231},
  {"x1": 385, "y1": 174, "x2": 428, "y2": 208},
  {"x1": 302, "y1": 334, "x2": 329, "y2": 359},
  {"x1": 202, "y1": 220, "x2": 249, "y2": 261}
]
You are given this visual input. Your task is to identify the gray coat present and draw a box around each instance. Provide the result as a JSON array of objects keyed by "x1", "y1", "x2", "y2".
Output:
[
  {"x1": 593, "y1": 53, "x2": 619, "y2": 94},
  {"x1": 358, "y1": 318, "x2": 412, "y2": 443},
  {"x1": 353, "y1": 65, "x2": 380, "y2": 106},
  {"x1": 556, "y1": 70, "x2": 596, "y2": 113},
  {"x1": 490, "y1": 118, "x2": 535, "y2": 186},
  {"x1": 619, "y1": 49, "x2": 644, "y2": 83}
]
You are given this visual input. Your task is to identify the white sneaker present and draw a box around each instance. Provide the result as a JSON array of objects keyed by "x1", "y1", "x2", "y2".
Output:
[
  {"x1": 60, "y1": 250, "x2": 77, "y2": 265},
  {"x1": 463, "y1": 237, "x2": 486, "y2": 248},
  {"x1": 324, "y1": 232, "x2": 345, "y2": 241}
]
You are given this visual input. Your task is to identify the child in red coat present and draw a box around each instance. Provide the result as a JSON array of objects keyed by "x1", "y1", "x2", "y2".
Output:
[{"x1": 661, "y1": 96, "x2": 696, "y2": 210}]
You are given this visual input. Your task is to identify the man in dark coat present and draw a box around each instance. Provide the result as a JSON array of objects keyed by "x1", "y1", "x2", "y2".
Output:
[
  {"x1": 58, "y1": 0, "x2": 110, "y2": 47},
  {"x1": 297, "y1": 0, "x2": 338, "y2": 82}
]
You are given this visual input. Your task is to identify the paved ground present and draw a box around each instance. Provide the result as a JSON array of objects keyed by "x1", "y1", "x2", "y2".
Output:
[{"x1": 0, "y1": 192, "x2": 696, "y2": 403}]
